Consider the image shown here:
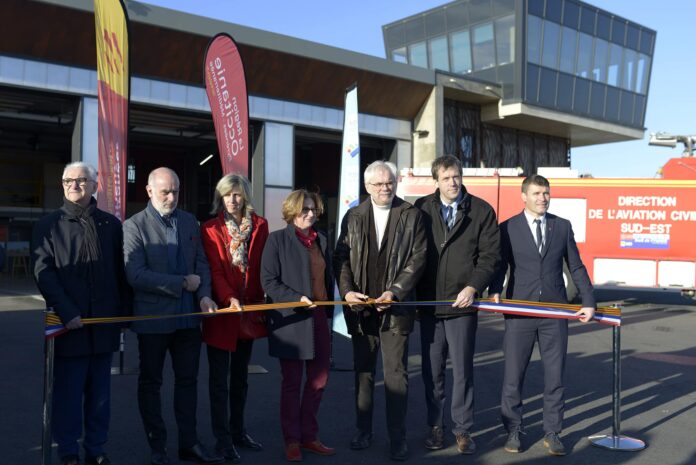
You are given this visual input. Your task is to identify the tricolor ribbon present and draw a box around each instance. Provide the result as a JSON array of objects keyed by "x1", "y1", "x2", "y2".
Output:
[{"x1": 45, "y1": 299, "x2": 620, "y2": 339}]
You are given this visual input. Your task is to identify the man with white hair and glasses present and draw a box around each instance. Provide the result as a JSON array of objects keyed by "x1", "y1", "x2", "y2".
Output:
[
  {"x1": 334, "y1": 160, "x2": 427, "y2": 461},
  {"x1": 32, "y1": 162, "x2": 130, "y2": 465}
]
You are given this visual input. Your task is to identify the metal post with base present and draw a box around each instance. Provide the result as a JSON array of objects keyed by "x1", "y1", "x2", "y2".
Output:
[
  {"x1": 42, "y1": 333, "x2": 55, "y2": 465},
  {"x1": 110, "y1": 331, "x2": 138, "y2": 375},
  {"x1": 588, "y1": 314, "x2": 646, "y2": 451}
]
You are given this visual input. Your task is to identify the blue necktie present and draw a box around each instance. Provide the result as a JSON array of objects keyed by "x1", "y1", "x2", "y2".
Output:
[{"x1": 445, "y1": 205, "x2": 454, "y2": 231}]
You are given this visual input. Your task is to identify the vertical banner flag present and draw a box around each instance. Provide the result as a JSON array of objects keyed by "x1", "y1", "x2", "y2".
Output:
[
  {"x1": 94, "y1": 0, "x2": 129, "y2": 221},
  {"x1": 334, "y1": 84, "x2": 360, "y2": 338},
  {"x1": 204, "y1": 33, "x2": 250, "y2": 176}
]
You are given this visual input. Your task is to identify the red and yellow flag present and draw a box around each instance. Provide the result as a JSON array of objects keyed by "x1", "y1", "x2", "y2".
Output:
[{"x1": 94, "y1": 0, "x2": 129, "y2": 221}]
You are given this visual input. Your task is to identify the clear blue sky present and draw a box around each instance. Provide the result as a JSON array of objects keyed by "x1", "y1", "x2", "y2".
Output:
[{"x1": 143, "y1": 0, "x2": 694, "y2": 178}]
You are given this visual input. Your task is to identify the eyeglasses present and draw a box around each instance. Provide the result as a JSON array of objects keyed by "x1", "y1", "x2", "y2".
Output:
[
  {"x1": 62, "y1": 177, "x2": 92, "y2": 187},
  {"x1": 301, "y1": 207, "x2": 318, "y2": 215},
  {"x1": 368, "y1": 181, "x2": 394, "y2": 189}
]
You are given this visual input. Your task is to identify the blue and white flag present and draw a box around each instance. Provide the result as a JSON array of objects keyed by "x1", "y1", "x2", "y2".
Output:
[{"x1": 333, "y1": 84, "x2": 360, "y2": 338}]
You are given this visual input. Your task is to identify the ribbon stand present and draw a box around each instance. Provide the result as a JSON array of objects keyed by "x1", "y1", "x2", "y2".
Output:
[
  {"x1": 42, "y1": 324, "x2": 55, "y2": 465},
  {"x1": 588, "y1": 307, "x2": 646, "y2": 451}
]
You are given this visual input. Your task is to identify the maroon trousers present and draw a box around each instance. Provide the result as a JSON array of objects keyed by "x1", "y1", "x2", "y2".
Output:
[{"x1": 279, "y1": 310, "x2": 330, "y2": 445}]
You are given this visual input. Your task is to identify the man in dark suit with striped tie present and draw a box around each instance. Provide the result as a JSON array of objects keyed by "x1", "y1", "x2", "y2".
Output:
[{"x1": 489, "y1": 174, "x2": 595, "y2": 456}]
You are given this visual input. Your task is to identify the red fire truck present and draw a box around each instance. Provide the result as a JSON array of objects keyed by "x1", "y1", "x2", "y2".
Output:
[{"x1": 399, "y1": 156, "x2": 696, "y2": 297}]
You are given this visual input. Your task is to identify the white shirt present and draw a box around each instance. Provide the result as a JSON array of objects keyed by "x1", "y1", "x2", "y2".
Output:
[
  {"x1": 371, "y1": 199, "x2": 391, "y2": 250},
  {"x1": 523, "y1": 210, "x2": 546, "y2": 250}
]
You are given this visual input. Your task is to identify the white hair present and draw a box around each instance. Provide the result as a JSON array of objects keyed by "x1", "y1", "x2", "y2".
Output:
[
  {"x1": 364, "y1": 160, "x2": 398, "y2": 184},
  {"x1": 63, "y1": 161, "x2": 98, "y2": 181}
]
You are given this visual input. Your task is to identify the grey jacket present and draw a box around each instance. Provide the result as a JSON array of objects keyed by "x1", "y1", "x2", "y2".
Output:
[{"x1": 123, "y1": 204, "x2": 212, "y2": 333}]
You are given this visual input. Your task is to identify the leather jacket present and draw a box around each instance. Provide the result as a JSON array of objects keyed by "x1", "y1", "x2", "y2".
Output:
[{"x1": 333, "y1": 196, "x2": 427, "y2": 335}]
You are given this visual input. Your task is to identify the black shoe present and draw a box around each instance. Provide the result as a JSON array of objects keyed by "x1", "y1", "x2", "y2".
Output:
[
  {"x1": 150, "y1": 450, "x2": 169, "y2": 465},
  {"x1": 85, "y1": 455, "x2": 110, "y2": 465},
  {"x1": 543, "y1": 432, "x2": 566, "y2": 456},
  {"x1": 216, "y1": 445, "x2": 241, "y2": 463},
  {"x1": 350, "y1": 431, "x2": 373, "y2": 450},
  {"x1": 455, "y1": 433, "x2": 476, "y2": 454},
  {"x1": 60, "y1": 455, "x2": 80, "y2": 465},
  {"x1": 178, "y1": 443, "x2": 225, "y2": 464},
  {"x1": 424, "y1": 426, "x2": 444, "y2": 450},
  {"x1": 389, "y1": 440, "x2": 409, "y2": 461},
  {"x1": 233, "y1": 433, "x2": 263, "y2": 451},
  {"x1": 504, "y1": 429, "x2": 522, "y2": 453}
]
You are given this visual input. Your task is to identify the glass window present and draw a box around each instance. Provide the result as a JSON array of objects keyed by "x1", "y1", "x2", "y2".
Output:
[
  {"x1": 626, "y1": 24, "x2": 640, "y2": 51},
  {"x1": 557, "y1": 73, "x2": 574, "y2": 110},
  {"x1": 392, "y1": 47, "x2": 408, "y2": 64},
  {"x1": 619, "y1": 90, "x2": 635, "y2": 125},
  {"x1": 636, "y1": 53, "x2": 651, "y2": 94},
  {"x1": 404, "y1": 17, "x2": 425, "y2": 43},
  {"x1": 579, "y1": 6, "x2": 595, "y2": 34},
  {"x1": 450, "y1": 29, "x2": 472, "y2": 73},
  {"x1": 495, "y1": 15, "x2": 515, "y2": 66},
  {"x1": 607, "y1": 43, "x2": 623, "y2": 87},
  {"x1": 446, "y1": 2, "x2": 468, "y2": 29},
  {"x1": 425, "y1": 10, "x2": 446, "y2": 37},
  {"x1": 612, "y1": 19, "x2": 626, "y2": 45},
  {"x1": 541, "y1": 20, "x2": 560, "y2": 69},
  {"x1": 493, "y1": 0, "x2": 515, "y2": 16},
  {"x1": 576, "y1": 32, "x2": 593, "y2": 78},
  {"x1": 605, "y1": 86, "x2": 620, "y2": 121},
  {"x1": 546, "y1": 0, "x2": 562, "y2": 23},
  {"x1": 640, "y1": 30, "x2": 654, "y2": 54},
  {"x1": 385, "y1": 24, "x2": 405, "y2": 50},
  {"x1": 539, "y1": 67, "x2": 558, "y2": 106},
  {"x1": 409, "y1": 42, "x2": 428, "y2": 68},
  {"x1": 574, "y1": 78, "x2": 590, "y2": 113},
  {"x1": 596, "y1": 12, "x2": 611, "y2": 40},
  {"x1": 527, "y1": 15, "x2": 543, "y2": 65},
  {"x1": 528, "y1": 0, "x2": 544, "y2": 17},
  {"x1": 264, "y1": 122, "x2": 294, "y2": 187},
  {"x1": 622, "y1": 48, "x2": 637, "y2": 91},
  {"x1": 590, "y1": 81, "x2": 606, "y2": 118},
  {"x1": 429, "y1": 36, "x2": 450, "y2": 71},
  {"x1": 592, "y1": 38, "x2": 609, "y2": 83},
  {"x1": 563, "y1": 1, "x2": 580, "y2": 29},
  {"x1": 560, "y1": 27, "x2": 577, "y2": 74},
  {"x1": 634, "y1": 94, "x2": 646, "y2": 126},
  {"x1": 470, "y1": 0, "x2": 492, "y2": 23},
  {"x1": 526, "y1": 64, "x2": 541, "y2": 102},
  {"x1": 472, "y1": 22, "x2": 496, "y2": 71}
]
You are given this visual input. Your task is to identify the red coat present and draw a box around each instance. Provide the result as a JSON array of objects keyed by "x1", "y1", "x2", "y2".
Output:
[{"x1": 201, "y1": 211, "x2": 269, "y2": 351}]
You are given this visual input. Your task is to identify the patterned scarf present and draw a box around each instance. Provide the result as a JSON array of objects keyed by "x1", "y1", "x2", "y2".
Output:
[
  {"x1": 224, "y1": 210, "x2": 252, "y2": 272},
  {"x1": 295, "y1": 227, "x2": 318, "y2": 248}
]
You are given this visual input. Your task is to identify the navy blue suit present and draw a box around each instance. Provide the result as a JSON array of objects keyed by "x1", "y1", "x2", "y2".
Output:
[{"x1": 490, "y1": 212, "x2": 595, "y2": 434}]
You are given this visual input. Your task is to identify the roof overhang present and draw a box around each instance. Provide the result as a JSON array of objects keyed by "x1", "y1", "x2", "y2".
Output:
[
  {"x1": 3, "y1": 0, "x2": 438, "y2": 120},
  {"x1": 480, "y1": 101, "x2": 645, "y2": 147}
]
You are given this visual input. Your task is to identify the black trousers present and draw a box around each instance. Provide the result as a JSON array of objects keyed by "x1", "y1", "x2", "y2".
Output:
[
  {"x1": 207, "y1": 340, "x2": 254, "y2": 449},
  {"x1": 500, "y1": 317, "x2": 568, "y2": 434},
  {"x1": 420, "y1": 312, "x2": 478, "y2": 435},
  {"x1": 351, "y1": 330, "x2": 410, "y2": 443},
  {"x1": 137, "y1": 328, "x2": 202, "y2": 452}
]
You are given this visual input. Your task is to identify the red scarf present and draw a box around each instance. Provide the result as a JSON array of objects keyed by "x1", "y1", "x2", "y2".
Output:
[{"x1": 295, "y1": 227, "x2": 318, "y2": 248}]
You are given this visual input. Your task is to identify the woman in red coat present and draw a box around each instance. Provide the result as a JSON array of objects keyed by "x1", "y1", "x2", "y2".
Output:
[{"x1": 201, "y1": 174, "x2": 268, "y2": 462}]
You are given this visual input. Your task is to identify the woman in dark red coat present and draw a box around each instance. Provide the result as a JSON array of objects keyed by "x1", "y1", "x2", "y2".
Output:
[{"x1": 201, "y1": 174, "x2": 268, "y2": 462}]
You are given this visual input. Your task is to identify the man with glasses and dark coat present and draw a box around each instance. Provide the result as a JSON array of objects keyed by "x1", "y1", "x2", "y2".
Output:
[
  {"x1": 32, "y1": 162, "x2": 130, "y2": 465},
  {"x1": 334, "y1": 160, "x2": 427, "y2": 461},
  {"x1": 414, "y1": 155, "x2": 500, "y2": 455}
]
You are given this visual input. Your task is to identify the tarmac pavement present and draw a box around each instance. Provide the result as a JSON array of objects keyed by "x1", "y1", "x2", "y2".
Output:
[{"x1": 1, "y1": 276, "x2": 695, "y2": 465}]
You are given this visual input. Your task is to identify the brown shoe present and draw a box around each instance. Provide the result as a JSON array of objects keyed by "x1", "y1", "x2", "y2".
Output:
[
  {"x1": 455, "y1": 433, "x2": 476, "y2": 454},
  {"x1": 424, "y1": 426, "x2": 444, "y2": 450}
]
